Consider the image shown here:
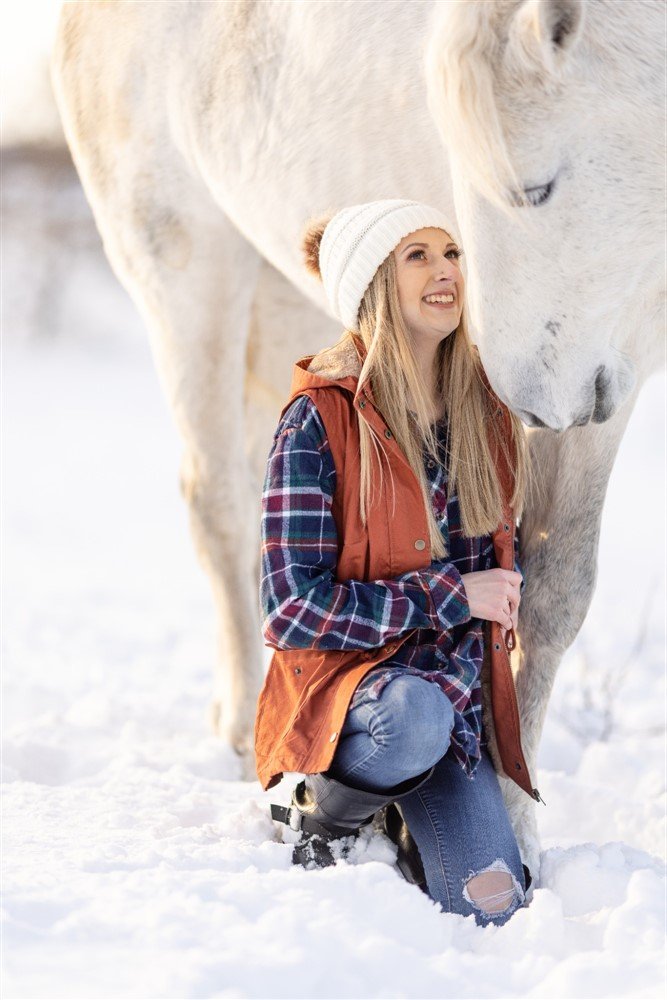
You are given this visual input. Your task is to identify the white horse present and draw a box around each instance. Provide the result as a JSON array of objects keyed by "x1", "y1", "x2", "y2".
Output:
[{"x1": 50, "y1": 0, "x2": 665, "y2": 881}]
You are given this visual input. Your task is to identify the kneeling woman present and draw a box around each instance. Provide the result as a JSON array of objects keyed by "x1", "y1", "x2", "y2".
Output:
[{"x1": 255, "y1": 199, "x2": 541, "y2": 927}]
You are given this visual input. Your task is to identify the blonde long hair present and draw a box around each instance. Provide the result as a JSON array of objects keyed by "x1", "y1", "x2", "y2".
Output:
[{"x1": 303, "y1": 217, "x2": 532, "y2": 560}]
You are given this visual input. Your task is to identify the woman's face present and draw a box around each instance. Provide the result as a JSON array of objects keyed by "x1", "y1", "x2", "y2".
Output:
[{"x1": 392, "y1": 227, "x2": 464, "y2": 341}]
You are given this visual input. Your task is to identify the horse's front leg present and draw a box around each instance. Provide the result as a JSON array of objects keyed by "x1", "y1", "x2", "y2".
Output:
[
  {"x1": 90, "y1": 181, "x2": 266, "y2": 777},
  {"x1": 505, "y1": 382, "x2": 641, "y2": 881}
]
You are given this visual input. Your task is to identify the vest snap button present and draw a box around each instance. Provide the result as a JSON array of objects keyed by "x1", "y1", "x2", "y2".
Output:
[
  {"x1": 294, "y1": 667, "x2": 302, "y2": 674},
  {"x1": 329, "y1": 732, "x2": 337, "y2": 742},
  {"x1": 515, "y1": 762, "x2": 522, "y2": 770},
  {"x1": 503, "y1": 523, "x2": 510, "y2": 531},
  {"x1": 414, "y1": 539, "x2": 426, "y2": 550},
  {"x1": 358, "y1": 399, "x2": 366, "y2": 409},
  {"x1": 494, "y1": 642, "x2": 501, "y2": 650},
  {"x1": 384, "y1": 429, "x2": 392, "y2": 438}
]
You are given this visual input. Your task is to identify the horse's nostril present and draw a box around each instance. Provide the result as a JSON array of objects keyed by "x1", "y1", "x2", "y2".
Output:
[
  {"x1": 594, "y1": 365, "x2": 608, "y2": 400},
  {"x1": 520, "y1": 410, "x2": 547, "y2": 428}
]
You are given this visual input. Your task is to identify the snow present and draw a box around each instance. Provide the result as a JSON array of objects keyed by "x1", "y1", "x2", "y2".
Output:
[{"x1": 2, "y1": 159, "x2": 666, "y2": 999}]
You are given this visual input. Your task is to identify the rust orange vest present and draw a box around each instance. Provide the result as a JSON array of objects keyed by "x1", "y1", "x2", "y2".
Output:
[{"x1": 254, "y1": 335, "x2": 541, "y2": 802}]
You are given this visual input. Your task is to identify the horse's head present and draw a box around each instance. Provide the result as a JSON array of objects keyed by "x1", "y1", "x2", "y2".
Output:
[{"x1": 425, "y1": 0, "x2": 662, "y2": 431}]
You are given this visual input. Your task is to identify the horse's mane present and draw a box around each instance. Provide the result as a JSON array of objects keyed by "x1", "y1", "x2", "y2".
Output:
[{"x1": 424, "y1": 0, "x2": 574, "y2": 222}]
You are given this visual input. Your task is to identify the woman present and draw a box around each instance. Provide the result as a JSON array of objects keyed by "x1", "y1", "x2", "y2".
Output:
[{"x1": 255, "y1": 199, "x2": 539, "y2": 927}]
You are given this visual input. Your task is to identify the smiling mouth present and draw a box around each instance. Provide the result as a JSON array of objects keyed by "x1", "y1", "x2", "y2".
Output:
[{"x1": 422, "y1": 293, "x2": 456, "y2": 306}]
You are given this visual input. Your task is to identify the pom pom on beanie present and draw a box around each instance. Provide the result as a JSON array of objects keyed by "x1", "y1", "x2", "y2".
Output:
[{"x1": 300, "y1": 214, "x2": 333, "y2": 280}]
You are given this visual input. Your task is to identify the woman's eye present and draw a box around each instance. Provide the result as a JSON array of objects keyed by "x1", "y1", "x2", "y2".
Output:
[{"x1": 407, "y1": 249, "x2": 464, "y2": 261}]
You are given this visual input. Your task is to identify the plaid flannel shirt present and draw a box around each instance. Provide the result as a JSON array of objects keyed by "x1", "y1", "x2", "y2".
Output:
[{"x1": 259, "y1": 393, "x2": 524, "y2": 780}]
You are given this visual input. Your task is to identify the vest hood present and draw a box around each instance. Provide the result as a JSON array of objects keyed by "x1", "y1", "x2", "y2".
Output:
[
  {"x1": 291, "y1": 331, "x2": 500, "y2": 415},
  {"x1": 306, "y1": 334, "x2": 364, "y2": 381},
  {"x1": 287, "y1": 333, "x2": 377, "y2": 406}
]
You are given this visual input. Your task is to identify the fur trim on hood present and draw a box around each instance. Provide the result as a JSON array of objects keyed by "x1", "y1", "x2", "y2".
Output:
[{"x1": 306, "y1": 335, "x2": 364, "y2": 382}]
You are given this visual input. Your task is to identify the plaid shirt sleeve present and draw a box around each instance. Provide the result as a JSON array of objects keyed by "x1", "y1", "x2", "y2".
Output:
[{"x1": 260, "y1": 394, "x2": 472, "y2": 652}]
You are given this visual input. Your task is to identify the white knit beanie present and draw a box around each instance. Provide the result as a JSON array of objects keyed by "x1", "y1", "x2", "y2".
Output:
[{"x1": 318, "y1": 199, "x2": 460, "y2": 332}]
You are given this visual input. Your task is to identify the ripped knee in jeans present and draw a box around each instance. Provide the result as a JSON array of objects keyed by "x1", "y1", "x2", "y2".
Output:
[{"x1": 462, "y1": 857, "x2": 526, "y2": 916}]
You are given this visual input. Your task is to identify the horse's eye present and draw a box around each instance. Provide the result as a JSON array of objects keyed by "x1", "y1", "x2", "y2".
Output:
[{"x1": 511, "y1": 179, "x2": 555, "y2": 208}]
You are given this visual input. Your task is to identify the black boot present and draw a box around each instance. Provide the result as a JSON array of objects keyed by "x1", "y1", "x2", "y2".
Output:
[
  {"x1": 270, "y1": 765, "x2": 437, "y2": 870},
  {"x1": 381, "y1": 801, "x2": 428, "y2": 892}
]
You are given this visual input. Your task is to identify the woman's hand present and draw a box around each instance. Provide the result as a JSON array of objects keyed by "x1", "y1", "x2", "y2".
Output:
[{"x1": 459, "y1": 568, "x2": 522, "y2": 631}]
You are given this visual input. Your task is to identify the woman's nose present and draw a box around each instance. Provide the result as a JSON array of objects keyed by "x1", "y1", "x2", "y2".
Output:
[
  {"x1": 436, "y1": 256, "x2": 458, "y2": 276},
  {"x1": 433, "y1": 262, "x2": 457, "y2": 281}
]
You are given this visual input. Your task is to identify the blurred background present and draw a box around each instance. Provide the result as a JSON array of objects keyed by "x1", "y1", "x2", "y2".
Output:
[{"x1": 3, "y1": 1, "x2": 146, "y2": 352}]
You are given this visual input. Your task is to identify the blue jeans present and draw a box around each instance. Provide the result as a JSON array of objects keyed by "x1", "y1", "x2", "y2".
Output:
[{"x1": 326, "y1": 673, "x2": 528, "y2": 926}]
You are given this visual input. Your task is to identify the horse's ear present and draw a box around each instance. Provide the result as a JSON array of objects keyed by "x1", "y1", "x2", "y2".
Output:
[
  {"x1": 301, "y1": 214, "x2": 332, "y2": 280},
  {"x1": 509, "y1": 0, "x2": 584, "y2": 75}
]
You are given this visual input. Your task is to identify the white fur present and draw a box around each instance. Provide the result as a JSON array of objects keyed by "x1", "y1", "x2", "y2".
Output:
[{"x1": 50, "y1": 0, "x2": 665, "y2": 884}]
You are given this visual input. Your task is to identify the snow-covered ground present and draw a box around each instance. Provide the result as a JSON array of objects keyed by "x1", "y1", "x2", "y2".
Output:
[{"x1": 3, "y1": 327, "x2": 665, "y2": 999}]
